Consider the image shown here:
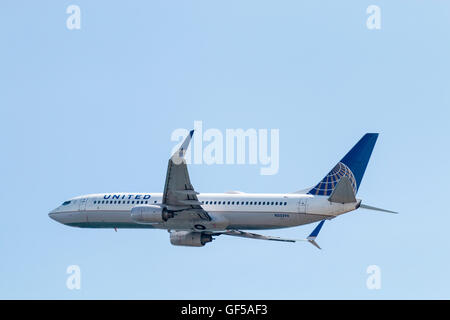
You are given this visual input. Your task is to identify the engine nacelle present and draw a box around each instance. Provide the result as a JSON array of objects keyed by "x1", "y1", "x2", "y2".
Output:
[
  {"x1": 130, "y1": 205, "x2": 173, "y2": 224},
  {"x1": 170, "y1": 231, "x2": 213, "y2": 247}
]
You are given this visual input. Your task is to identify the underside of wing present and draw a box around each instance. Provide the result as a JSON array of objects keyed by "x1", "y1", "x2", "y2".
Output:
[
  {"x1": 162, "y1": 130, "x2": 211, "y2": 221},
  {"x1": 214, "y1": 230, "x2": 299, "y2": 243},
  {"x1": 211, "y1": 220, "x2": 326, "y2": 249}
]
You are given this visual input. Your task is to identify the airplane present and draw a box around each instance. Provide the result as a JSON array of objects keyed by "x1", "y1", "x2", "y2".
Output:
[{"x1": 49, "y1": 131, "x2": 396, "y2": 248}]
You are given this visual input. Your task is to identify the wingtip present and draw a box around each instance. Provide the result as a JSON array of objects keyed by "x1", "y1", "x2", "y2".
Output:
[
  {"x1": 189, "y1": 129, "x2": 195, "y2": 137},
  {"x1": 308, "y1": 239, "x2": 322, "y2": 250}
]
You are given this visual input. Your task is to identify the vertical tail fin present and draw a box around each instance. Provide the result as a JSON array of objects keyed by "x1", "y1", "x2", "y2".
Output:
[{"x1": 308, "y1": 133, "x2": 379, "y2": 196}]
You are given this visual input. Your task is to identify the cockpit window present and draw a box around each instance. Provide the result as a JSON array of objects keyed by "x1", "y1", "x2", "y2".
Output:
[{"x1": 62, "y1": 201, "x2": 71, "y2": 206}]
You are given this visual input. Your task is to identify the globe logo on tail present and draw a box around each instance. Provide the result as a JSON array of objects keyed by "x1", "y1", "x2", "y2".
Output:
[{"x1": 309, "y1": 162, "x2": 357, "y2": 196}]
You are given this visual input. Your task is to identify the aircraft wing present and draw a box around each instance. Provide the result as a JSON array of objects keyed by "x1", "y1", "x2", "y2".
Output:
[
  {"x1": 162, "y1": 130, "x2": 211, "y2": 221},
  {"x1": 216, "y1": 230, "x2": 298, "y2": 242},
  {"x1": 213, "y1": 220, "x2": 326, "y2": 249}
]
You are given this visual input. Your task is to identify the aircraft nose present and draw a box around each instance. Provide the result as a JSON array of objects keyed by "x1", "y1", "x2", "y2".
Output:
[{"x1": 48, "y1": 208, "x2": 61, "y2": 222}]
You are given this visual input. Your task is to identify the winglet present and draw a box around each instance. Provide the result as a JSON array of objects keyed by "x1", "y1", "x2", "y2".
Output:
[
  {"x1": 179, "y1": 130, "x2": 194, "y2": 156},
  {"x1": 172, "y1": 129, "x2": 194, "y2": 164},
  {"x1": 306, "y1": 220, "x2": 325, "y2": 250}
]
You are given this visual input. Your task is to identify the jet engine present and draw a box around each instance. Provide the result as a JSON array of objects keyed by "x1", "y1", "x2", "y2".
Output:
[
  {"x1": 170, "y1": 231, "x2": 213, "y2": 247},
  {"x1": 130, "y1": 205, "x2": 173, "y2": 224}
]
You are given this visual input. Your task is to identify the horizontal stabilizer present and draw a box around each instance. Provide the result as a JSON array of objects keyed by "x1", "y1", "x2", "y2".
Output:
[
  {"x1": 328, "y1": 176, "x2": 356, "y2": 204},
  {"x1": 359, "y1": 204, "x2": 398, "y2": 214}
]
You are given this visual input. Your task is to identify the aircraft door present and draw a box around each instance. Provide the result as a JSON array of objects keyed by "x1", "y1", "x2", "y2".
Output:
[
  {"x1": 79, "y1": 198, "x2": 88, "y2": 211},
  {"x1": 297, "y1": 198, "x2": 307, "y2": 213},
  {"x1": 77, "y1": 198, "x2": 89, "y2": 223}
]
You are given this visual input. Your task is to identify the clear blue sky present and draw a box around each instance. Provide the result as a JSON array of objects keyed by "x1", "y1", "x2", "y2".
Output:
[{"x1": 1, "y1": 1, "x2": 449, "y2": 299}]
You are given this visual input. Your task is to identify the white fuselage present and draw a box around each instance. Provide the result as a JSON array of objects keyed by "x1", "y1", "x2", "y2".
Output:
[{"x1": 49, "y1": 192, "x2": 359, "y2": 231}]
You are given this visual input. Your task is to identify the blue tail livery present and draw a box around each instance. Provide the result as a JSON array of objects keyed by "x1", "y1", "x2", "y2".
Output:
[{"x1": 308, "y1": 133, "x2": 379, "y2": 196}]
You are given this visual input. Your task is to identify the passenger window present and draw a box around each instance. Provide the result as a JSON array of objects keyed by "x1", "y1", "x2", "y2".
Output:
[
  {"x1": 275, "y1": 202, "x2": 278, "y2": 205},
  {"x1": 132, "y1": 201, "x2": 135, "y2": 204},
  {"x1": 214, "y1": 201, "x2": 217, "y2": 205}
]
